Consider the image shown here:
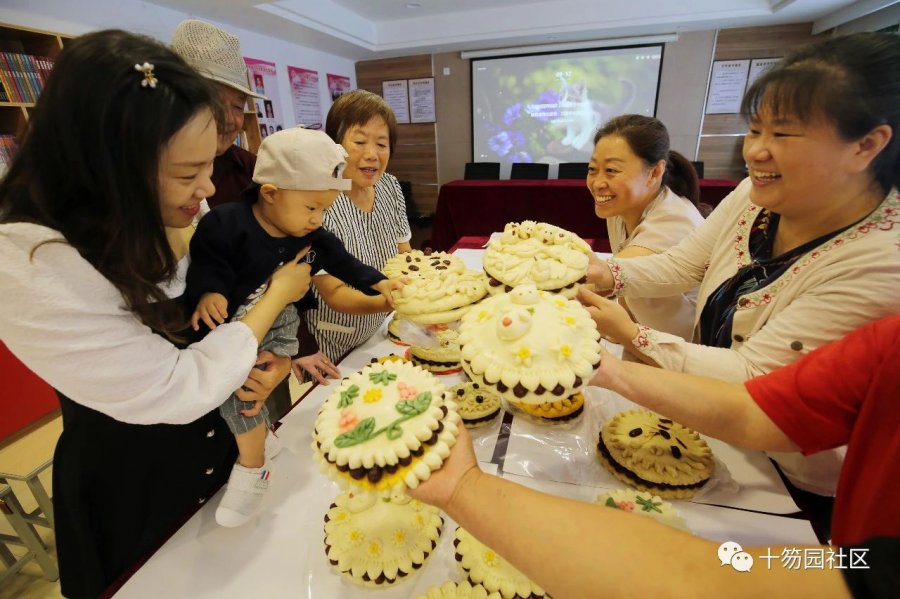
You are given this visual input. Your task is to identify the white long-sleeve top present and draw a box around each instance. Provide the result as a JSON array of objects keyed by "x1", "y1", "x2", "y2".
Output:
[
  {"x1": 0, "y1": 223, "x2": 258, "y2": 425},
  {"x1": 605, "y1": 186, "x2": 704, "y2": 340}
]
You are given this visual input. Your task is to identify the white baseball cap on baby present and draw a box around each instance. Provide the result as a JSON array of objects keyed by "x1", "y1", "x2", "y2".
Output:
[{"x1": 253, "y1": 126, "x2": 352, "y2": 192}]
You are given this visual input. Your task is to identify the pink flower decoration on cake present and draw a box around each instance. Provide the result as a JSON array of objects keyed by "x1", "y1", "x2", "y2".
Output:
[
  {"x1": 339, "y1": 408, "x2": 359, "y2": 432},
  {"x1": 616, "y1": 500, "x2": 635, "y2": 512},
  {"x1": 397, "y1": 382, "x2": 418, "y2": 400}
]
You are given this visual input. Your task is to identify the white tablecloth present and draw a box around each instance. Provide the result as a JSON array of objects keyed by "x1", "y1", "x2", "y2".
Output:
[{"x1": 115, "y1": 248, "x2": 819, "y2": 598}]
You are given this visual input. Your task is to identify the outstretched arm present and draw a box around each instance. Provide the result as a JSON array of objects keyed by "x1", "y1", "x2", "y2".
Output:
[
  {"x1": 409, "y1": 428, "x2": 845, "y2": 599},
  {"x1": 313, "y1": 274, "x2": 392, "y2": 314},
  {"x1": 589, "y1": 345, "x2": 797, "y2": 452}
]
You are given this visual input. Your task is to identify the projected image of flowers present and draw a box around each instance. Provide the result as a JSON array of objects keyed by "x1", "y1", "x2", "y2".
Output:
[{"x1": 472, "y1": 49, "x2": 661, "y2": 166}]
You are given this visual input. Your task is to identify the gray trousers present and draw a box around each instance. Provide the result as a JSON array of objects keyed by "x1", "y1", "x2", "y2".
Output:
[{"x1": 219, "y1": 305, "x2": 299, "y2": 435}]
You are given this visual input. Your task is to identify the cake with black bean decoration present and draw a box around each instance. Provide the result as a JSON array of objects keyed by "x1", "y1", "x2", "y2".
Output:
[{"x1": 597, "y1": 409, "x2": 714, "y2": 499}]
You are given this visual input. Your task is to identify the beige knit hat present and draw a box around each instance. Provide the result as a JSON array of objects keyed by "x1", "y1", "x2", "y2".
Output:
[
  {"x1": 253, "y1": 127, "x2": 352, "y2": 191},
  {"x1": 171, "y1": 19, "x2": 266, "y2": 99}
]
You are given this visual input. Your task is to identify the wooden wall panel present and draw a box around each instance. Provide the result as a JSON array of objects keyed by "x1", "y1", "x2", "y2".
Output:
[
  {"x1": 411, "y1": 184, "x2": 439, "y2": 215},
  {"x1": 700, "y1": 23, "x2": 830, "y2": 180},
  {"x1": 355, "y1": 54, "x2": 438, "y2": 216},
  {"x1": 698, "y1": 136, "x2": 746, "y2": 181}
]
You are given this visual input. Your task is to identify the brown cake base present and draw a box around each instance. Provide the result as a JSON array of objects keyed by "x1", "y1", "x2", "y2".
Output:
[{"x1": 596, "y1": 435, "x2": 709, "y2": 499}]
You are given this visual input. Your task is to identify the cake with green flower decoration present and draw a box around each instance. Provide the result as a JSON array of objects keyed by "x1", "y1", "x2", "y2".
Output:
[
  {"x1": 454, "y1": 527, "x2": 547, "y2": 599},
  {"x1": 324, "y1": 489, "x2": 444, "y2": 587},
  {"x1": 417, "y1": 580, "x2": 502, "y2": 599},
  {"x1": 597, "y1": 409, "x2": 715, "y2": 499},
  {"x1": 483, "y1": 221, "x2": 591, "y2": 298},
  {"x1": 383, "y1": 249, "x2": 465, "y2": 279},
  {"x1": 458, "y1": 284, "x2": 601, "y2": 405},
  {"x1": 595, "y1": 488, "x2": 689, "y2": 531},
  {"x1": 313, "y1": 360, "x2": 461, "y2": 493}
]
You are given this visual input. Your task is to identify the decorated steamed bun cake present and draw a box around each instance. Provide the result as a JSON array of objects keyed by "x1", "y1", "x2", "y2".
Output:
[
  {"x1": 596, "y1": 488, "x2": 688, "y2": 531},
  {"x1": 458, "y1": 284, "x2": 601, "y2": 405},
  {"x1": 597, "y1": 409, "x2": 715, "y2": 499},
  {"x1": 313, "y1": 360, "x2": 461, "y2": 493},
  {"x1": 447, "y1": 381, "x2": 502, "y2": 428},
  {"x1": 510, "y1": 392, "x2": 584, "y2": 422},
  {"x1": 383, "y1": 249, "x2": 465, "y2": 279},
  {"x1": 324, "y1": 489, "x2": 443, "y2": 587},
  {"x1": 483, "y1": 220, "x2": 591, "y2": 298},
  {"x1": 454, "y1": 527, "x2": 547, "y2": 599},
  {"x1": 409, "y1": 342, "x2": 462, "y2": 374},
  {"x1": 387, "y1": 313, "x2": 409, "y2": 345},
  {"x1": 418, "y1": 581, "x2": 502, "y2": 599},
  {"x1": 391, "y1": 270, "x2": 488, "y2": 325},
  {"x1": 368, "y1": 354, "x2": 408, "y2": 366}
]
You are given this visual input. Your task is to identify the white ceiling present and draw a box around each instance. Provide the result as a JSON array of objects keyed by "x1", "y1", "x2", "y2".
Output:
[{"x1": 147, "y1": 0, "x2": 894, "y2": 59}]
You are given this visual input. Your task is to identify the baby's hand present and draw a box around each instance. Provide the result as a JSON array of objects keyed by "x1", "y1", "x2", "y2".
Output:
[
  {"x1": 374, "y1": 277, "x2": 405, "y2": 309},
  {"x1": 192, "y1": 292, "x2": 229, "y2": 331}
]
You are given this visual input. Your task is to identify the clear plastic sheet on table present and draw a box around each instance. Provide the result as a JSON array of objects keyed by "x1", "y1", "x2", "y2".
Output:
[
  {"x1": 395, "y1": 318, "x2": 460, "y2": 348},
  {"x1": 501, "y1": 385, "x2": 740, "y2": 503}
]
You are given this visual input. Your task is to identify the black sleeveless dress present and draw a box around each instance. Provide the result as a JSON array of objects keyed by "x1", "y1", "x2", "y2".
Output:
[{"x1": 51, "y1": 298, "x2": 238, "y2": 598}]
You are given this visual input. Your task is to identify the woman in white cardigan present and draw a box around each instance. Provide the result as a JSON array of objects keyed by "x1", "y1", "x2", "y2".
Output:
[{"x1": 581, "y1": 32, "x2": 900, "y2": 499}]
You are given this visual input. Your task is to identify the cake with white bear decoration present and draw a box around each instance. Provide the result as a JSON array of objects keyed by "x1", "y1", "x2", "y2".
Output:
[{"x1": 458, "y1": 284, "x2": 602, "y2": 405}]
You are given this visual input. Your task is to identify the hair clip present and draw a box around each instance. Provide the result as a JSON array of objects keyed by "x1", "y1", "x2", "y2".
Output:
[{"x1": 134, "y1": 62, "x2": 158, "y2": 88}]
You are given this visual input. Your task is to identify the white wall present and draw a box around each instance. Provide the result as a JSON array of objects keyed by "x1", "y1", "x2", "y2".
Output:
[{"x1": 0, "y1": 0, "x2": 357, "y2": 128}]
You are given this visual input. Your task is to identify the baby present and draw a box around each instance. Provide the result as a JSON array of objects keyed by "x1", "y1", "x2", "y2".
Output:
[{"x1": 186, "y1": 127, "x2": 398, "y2": 526}]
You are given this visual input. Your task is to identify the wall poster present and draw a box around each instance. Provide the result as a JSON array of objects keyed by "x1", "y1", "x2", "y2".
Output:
[
  {"x1": 288, "y1": 66, "x2": 324, "y2": 129},
  {"x1": 326, "y1": 73, "x2": 353, "y2": 102},
  {"x1": 408, "y1": 77, "x2": 436, "y2": 123},
  {"x1": 748, "y1": 58, "x2": 780, "y2": 88},
  {"x1": 382, "y1": 79, "x2": 410, "y2": 124},
  {"x1": 244, "y1": 57, "x2": 285, "y2": 139},
  {"x1": 705, "y1": 59, "x2": 750, "y2": 114}
]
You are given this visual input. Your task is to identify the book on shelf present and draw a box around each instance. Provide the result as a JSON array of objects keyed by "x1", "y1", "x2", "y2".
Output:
[{"x1": 0, "y1": 52, "x2": 55, "y2": 103}]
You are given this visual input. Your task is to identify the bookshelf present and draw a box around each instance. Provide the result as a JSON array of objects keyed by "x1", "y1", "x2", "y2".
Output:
[
  {"x1": 0, "y1": 23, "x2": 71, "y2": 174},
  {"x1": 0, "y1": 23, "x2": 70, "y2": 431},
  {"x1": 242, "y1": 108, "x2": 262, "y2": 154}
]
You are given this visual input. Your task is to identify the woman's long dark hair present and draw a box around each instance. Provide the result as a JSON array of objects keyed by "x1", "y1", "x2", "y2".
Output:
[
  {"x1": 741, "y1": 32, "x2": 900, "y2": 194},
  {"x1": 593, "y1": 114, "x2": 700, "y2": 206},
  {"x1": 0, "y1": 30, "x2": 221, "y2": 335}
]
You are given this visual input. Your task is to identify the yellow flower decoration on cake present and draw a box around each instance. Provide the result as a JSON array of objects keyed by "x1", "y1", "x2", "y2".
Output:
[
  {"x1": 392, "y1": 530, "x2": 407, "y2": 546},
  {"x1": 348, "y1": 529, "x2": 364, "y2": 546},
  {"x1": 477, "y1": 310, "x2": 492, "y2": 322},
  {"x1": 514, "y1": 346, "x2": 533, "y2": 366},
  {"x1": 367, "y1": 541, "x2": 382, "y2": 557},
  {"x1": 363, "y1": 388, "x2": 383, "y2": 403},
  {"x1": 563, "y1": 315, "x2": 577, "y2": 326},
  {"x1": 556, "y1": 343, "x2": 573, "y2": 361},
  {"x1": 483, "y1": 549, "x2": 500, "y2": 568}
]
